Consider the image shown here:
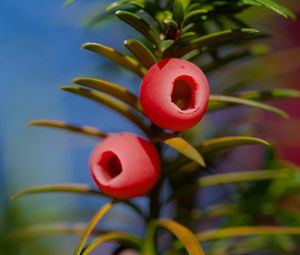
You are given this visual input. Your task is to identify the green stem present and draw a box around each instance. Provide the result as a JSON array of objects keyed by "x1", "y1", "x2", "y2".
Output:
[
  {"x1": 142, "y1": 221, "x2": 157, "y2": 255},
  {"x1": 142, "y1": 133, "x2": 164, "y2": 254}
]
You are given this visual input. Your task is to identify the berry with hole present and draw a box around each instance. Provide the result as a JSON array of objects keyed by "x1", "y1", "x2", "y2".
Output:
[
  {"x1": 140, "y1": 58, "x2": 210, "y2": 131},
  {"x1": 89, "y1": 133, "x2": 160, "y2": 199}
]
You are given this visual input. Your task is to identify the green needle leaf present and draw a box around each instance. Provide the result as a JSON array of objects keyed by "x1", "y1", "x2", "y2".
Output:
[
  {"x1": 11, "y1": 184, "x2": 102, "y2": 200},
  {"x1": 105, "y1": 0, "x2": 159, "y2": 17},
  {"x1": 238, "y1": 89, "x2": 300, "y2": 101},
  {"x1": 29, "y1": 120, "x2": 107, "y2": 138},
  {"x1": 197, "y1": 136, "x2": 270, "y2": 154},
  {"x1": 161, "y1": 136, "x2": 206, "y2": 167},
  {"x1": 10, "y1": 223, "x2": 103, "y2": 240},
  {"x1": 81, "y1": 232, "x2": 142, "y2": 255},
  {"x1": 173, "y1": 0, "x2": 185, "y2": 26},
  {"x1": 74, "y1": 201, "x2": 117, "y2": 255},
  {"x1": 11, "y1": 184, "x2": 144, "y2": 217},
  {"x1": 106, "y1": 0, "x2": 145, "y2": 12},
  {"x1": 197, "y1": 226, "x2": 300, "y2": 241},
  {"x1": 159, "y1": 39, "x2": 174, "y2": 51},
  {"x1": 167, "y1": 136, "x2": 270, "y2": 173},
  {"x1": 115, "y1": 10, "x2": 161, "y2": 48},
  {"x1": 183, "y1": 9, "x2": 209, "y2": 24},
  {"x1": 82, "y1": 42, "x2": 146, "y2": 77},
  {"x1": 197, "y1": 170, "x2": 291, "y2": 188},
  {"x1": 156, "y1": 219, "x2": 206, "y2": 255},
  {"x1": 60, "y1": 85, "x2": 149, "y2": 134},
  {"x1": 170, "y1": 169, "x2": 292, "y2": 201},
  {"x1": 63, "y1": 0, "x2": 75, "y2": 7},
  {"x1": 124, "y1": 39, "x2": 157, "y2": 69},
  {"x1": 164, "y1": 28, "x2": 259, "y2": 57},
  {"x1": 73, "y1": 77, "x2": 141, "y2": 111},
  {"x1": 241, "y1": 0, "x2": 296, "y2": 19},
  {"x1": 208, "y1": 94, "x2": 289, "y2": 118}
]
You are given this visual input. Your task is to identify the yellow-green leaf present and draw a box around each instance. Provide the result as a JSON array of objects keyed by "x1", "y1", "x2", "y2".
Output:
[
  {"x1": 10, "y1": 223, "x2": 102, "y2": 240},
  {"x1": 106, "y1": 0, "x2": 145, "y2": 12},
  {"x1": 73, "y1": 77, "x2": 141, "y2": 111},
  {"x1": 170, "y1": 169, "x2": 291, "y2": 201},
  {"x1": 115, "y1": 10, "x2": 161, "y2": 48},
  {"x1": 166, "y1": 136, "x2": 269, "y2": 175},
  {"x1": 11, "y1": 184, "x2": 102, "y2": 200},
  {"x1": 197, "y1": 169, "x2": 291, "y2": 188},
  {"x1": 183, "y1": 9, "x2": 208, "y2": 24},
  {"x1": 74, "y1": 201, "x2": 117, "y2": 255},
  {"x1": 11, "y1": 184, "x2": 143, "y2": 217},
  {"x1": 81, "y1": 232, "x2": 142, "y2": 255},
  {"x1": 162, "y1": 136, "x2": 206, "y2": 167},
  {"x1": 197, "y1": 136, "x2": 270, "y2": 154},
  {"x1": 29, "y1": 120, "x2": 107, "y2": 138},
  {"x1": 157, "y1": 219, "x2": 206, "y2": 255},
  {"x1": 105, "y1": 0, "x2": 159, "y2": 17},
  {"x1": 164, "y1": 28, "x2": 259, "y2": 57},
  {"x1": 241, "y1": 0, "x2": 296, "y2": 19},
  {"x1": 208, "y1": 94, "x2": 289, "y2": 118},
  {"x1": 60, "y1": 86, "x2": 149, "y2": 134},
  {"x1": 238, "y1": 89, "x2": 300, "y2": 101},
  {"x1": 124, "y1": 39, "x2": 157, "y2": 69},
  {"x1": 197, "y1": 226, "x2": 300, "y2": 241},
  {"x1": 82, "y1": 42, "x2": 146, "y2": 77}
]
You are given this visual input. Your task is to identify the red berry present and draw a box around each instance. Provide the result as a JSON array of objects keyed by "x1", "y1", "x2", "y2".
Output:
[
  {"x1": 89, "y1": 133, "x2": 160, "y2": 199},
  {"x1": 140, "y1": 58, "x2": 210, "y2": 131}
]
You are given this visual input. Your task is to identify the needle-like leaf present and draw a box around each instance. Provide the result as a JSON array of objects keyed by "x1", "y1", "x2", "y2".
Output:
[
  {"x1": 11, "y1": 184, "x2": 102, "y2": 200},
  {"x1": 208, "y1": 94, "x2": 289, "y2": 118},
  {"x1": 116, "y1": 10, "x2": 161, "y2": 48},
  {"x1": 197, "y1": 226, "x2": 300, "y2": 241},
  {"x1": 82, "y1": 42, "x2": 146, "y2": 77},
  {"x1": 197, "y1": 170, "x2": 291, "y2": 188},
  {"x1": 169, "y1": 169, "x2": 292, "y2": 201},
  {"x1": 73, "y1": 77, "x2": 141, "y2": 111},
  {"x1": 29, "y1": 120, "x2": 107, "y2": 138},
  {"x1": 241, "y1": 0, "x2": 296, "y2": 19},
  {"x1": 173, "y1": 0, "x2": 185, "y2": 26},
  {"x1": 81, "y1": 232, "x2": 142, "y2": 255},
  {"x1": 63, "y1": 0, "x2": 75, "y2": 7},
  {"x1": 124, "y1": 39, "x2": 157, "y2": 69},
  {"x1": 106, "y1": 0, "x2": 145, "y2": 11},
  {"x1": 164, "y1": 28, "x2": 259, "y2": 57},
  {"x1": 74, "y1": 201, "x2": 117, "y2": 255},
  {"x1": 238, "y1": 89, "x2": 300, "y2": 101},
  {"x1": 60, "y1": 85, "x2": 149, "y2": 134},
  {"x1": 156, "y1": 219, "x2": 206, "y2": 255},
  {"x1": 167, "y1": 136, "x2": 270, "y2": 173},
  {"x1": 161, "y1": 135, "x2": 206, "y2": 167},
  {"x1": 197, "y1": 136, "x2": 270, "y2": 154},
  {"x1": 9, "y1": 223, "x2": 102, "y2": 240}
]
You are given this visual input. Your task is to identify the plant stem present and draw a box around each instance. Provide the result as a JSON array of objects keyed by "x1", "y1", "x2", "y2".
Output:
[{"x1": 141, "y1": 221, "x2": 157, "y2": 255}]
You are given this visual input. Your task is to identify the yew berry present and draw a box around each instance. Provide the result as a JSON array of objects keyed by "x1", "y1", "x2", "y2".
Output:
[
  {"x1": 140, "y1": 58, "x2": 210, "y2": 131},
  {"x1": 89, "y1": 133, "x2": 160, "y2": 199}
]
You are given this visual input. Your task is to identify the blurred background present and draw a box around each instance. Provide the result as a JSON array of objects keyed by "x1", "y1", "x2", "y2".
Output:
[{"x1": 0, "y1": 0, "x2": 299, "y2": 254}]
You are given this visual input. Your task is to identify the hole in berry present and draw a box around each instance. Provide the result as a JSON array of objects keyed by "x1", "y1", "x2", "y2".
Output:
[
  {"x1": 171, "y1": 75, "x2": 197, "y2": 110},
  {"x1": 98, "y1": 151, "x2": 122, "y2": 182}
]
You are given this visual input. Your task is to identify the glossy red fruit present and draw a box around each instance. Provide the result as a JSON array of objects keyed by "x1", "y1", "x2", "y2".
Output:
[
  {"x1": 89, "y1": 133, "x2": 160, "y2": 199},
  {"x1": 140, "y1": 58, "x2": 210, "y2": 131}
]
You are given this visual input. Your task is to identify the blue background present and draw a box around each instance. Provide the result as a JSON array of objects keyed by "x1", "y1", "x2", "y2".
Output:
[{"x1": 0, "y1": 1, "x2": 145, "y2": 253}]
